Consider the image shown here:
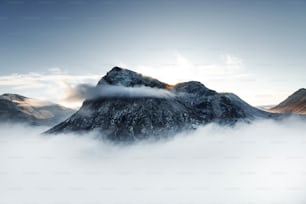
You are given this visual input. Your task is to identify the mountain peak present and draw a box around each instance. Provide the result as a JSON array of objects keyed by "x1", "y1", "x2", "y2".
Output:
[
  {"x1": 270, "y1": 88, "x2": 306, "y2": 114},
  {"x1": 173, "y1": 81, "x2": 216, "y2": 96},
  {"x1": 0, "y1": 93, "x2": 74, "y2": 126},
  {"x1": 46, "y1": 67, "x2": 275, "y2": 141},
  {"x1": 296, "y1": 88, "x2": 306, "y2": 94},
  {"x1": 97, "y1": 67, "x2": 169, "y2": 89},
  {"x1": 0, "y1": 93, "x2": 27, "y2": 101}
]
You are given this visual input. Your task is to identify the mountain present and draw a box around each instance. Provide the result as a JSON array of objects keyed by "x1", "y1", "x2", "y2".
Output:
[
  {"x1": 46, "y1": 67, "x2": 277, "y2": 141},
  {"x1": 46, "y1": 67, "x2": 278, "y2": 140},
  {"x1": 0, "y1": 93, "x2": 74, "y2": 126},
  {"x1": 269, "y1": 88, "x2": 306, "y2": 114}
]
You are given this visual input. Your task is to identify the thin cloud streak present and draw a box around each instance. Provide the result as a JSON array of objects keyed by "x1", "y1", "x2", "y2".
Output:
[{"x1": 66, "y1": 84, "x2": 175, "y2": 101}]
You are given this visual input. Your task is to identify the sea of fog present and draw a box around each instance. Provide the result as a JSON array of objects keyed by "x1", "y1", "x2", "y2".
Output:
[{"x1": 1, "y1": 117, "x2": 306, "y2": 204}]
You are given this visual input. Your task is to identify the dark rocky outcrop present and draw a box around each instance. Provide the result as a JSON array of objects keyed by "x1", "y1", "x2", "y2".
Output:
[{"x1": 46, "y1": 67, "x2": 276, "y2": 141}]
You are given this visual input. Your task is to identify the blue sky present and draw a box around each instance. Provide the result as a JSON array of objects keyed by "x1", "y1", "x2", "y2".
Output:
[{"x1": 0, "y1": 0, "x2": 305, "y2": 107}]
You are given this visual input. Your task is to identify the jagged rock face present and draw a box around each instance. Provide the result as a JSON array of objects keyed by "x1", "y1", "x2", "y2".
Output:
[
  {"x1": 98, "y1": 66, "x2": 168, "y2": 89},
  {"x1": 0, "y1": 93, "x2": 74, "y2": 126},
  {"x1": 47, "y1": 67, "x2": 275, "y2": 141}
]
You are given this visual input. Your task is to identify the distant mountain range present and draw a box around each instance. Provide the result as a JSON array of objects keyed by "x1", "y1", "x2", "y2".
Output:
[
  {"x1": 0, "y1": 93, "x2": 74, "y2": 126},
  {"x1": 46, "y1": 67, "x2": 279, "y2": 141},
  {"x1": 269, "y1": 88, "x2": 306, "y2": 114}
]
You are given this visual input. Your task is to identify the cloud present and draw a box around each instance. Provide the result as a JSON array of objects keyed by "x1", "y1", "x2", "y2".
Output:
[
  {"x1": 131, "y1": 52, "x2": 292, "y2": 106},
  {"x1": 134, "y1": 52, "x2": 249, "y2": 84},
  {"x1": 0, "y1": 68, "x2": 101, "y2": 108},
  {"x1": 0, "y1": 117, "x2": 306, "y2": 203},
  {"x1": 66, "y1": 84, "x2": 175, "y2": 101}
]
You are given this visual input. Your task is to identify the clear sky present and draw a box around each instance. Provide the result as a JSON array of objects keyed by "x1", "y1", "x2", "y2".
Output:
[{"x1": 0, "y1": 0, "x2": 305, "y2": 108}]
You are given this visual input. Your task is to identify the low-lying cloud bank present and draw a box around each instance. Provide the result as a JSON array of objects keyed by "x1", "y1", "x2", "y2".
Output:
[
  {"x1": 1, "y1": 117, "x2": 306, "y2": 204},
  {"x1": 66, "y1": 84, "x2": 175, "y2": 101}
]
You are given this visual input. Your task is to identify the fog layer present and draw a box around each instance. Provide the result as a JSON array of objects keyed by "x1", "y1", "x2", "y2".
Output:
[
  {"x1": 66, "y1": 84, "x2": 174, "y2": 101},
  {"x1": 1, "y1": 117, "x2": 306, "y2": 204}
]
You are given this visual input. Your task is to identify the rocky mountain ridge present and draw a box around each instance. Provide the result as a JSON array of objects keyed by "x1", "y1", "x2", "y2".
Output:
[
  {"x1": 0, "y1": 93, "x2": 74, "y2": 126},
  {"x1": 46, "y1": 67, "x2": 278, "y2": 141}
]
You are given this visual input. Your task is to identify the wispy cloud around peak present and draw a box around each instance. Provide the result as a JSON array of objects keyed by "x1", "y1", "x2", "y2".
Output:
[{"x1": 65, "y1": 84, "x2": 175, "y2": 102}]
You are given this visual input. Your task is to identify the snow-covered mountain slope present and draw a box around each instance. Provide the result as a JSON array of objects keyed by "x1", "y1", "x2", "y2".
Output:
[
  {"x1": 0, "y1": 93, "x2": 74, "y2": 126},
  {"x1": 269, "y1": 88, "x2": 306, "y2": 114},
  {"x1": 46, "y1": 67, "x2": 278, "y2": 141}
]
